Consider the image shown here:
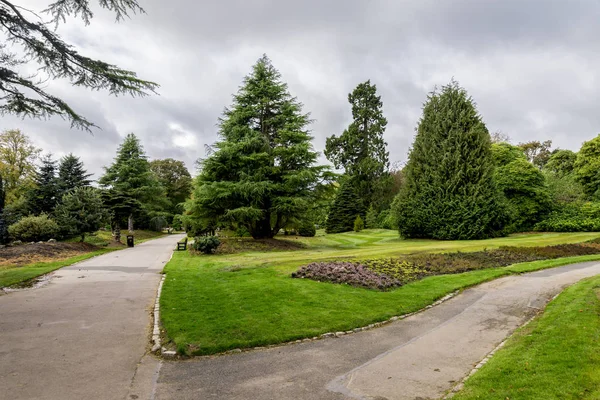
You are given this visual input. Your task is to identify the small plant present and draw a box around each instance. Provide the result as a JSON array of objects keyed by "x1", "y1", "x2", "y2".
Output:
[
  {"x1": 8, "y1": 214, "x2": 59, "y2": 242},
  {"x1": 192, "y1": 236, "x2": 221, "y2": 254},
  {"x1": 353, "y1": 215, "x2": 364, "y2": 232}
]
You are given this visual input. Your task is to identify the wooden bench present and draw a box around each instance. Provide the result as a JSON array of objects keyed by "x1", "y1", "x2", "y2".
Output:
[{"x1": 177, "y1": 237, "x2": 188, "y2": 251}]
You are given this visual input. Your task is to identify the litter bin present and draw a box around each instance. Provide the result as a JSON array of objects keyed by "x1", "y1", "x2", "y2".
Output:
[{"x1": 126, "y1": 235, "x2": 134, "y2": 248}]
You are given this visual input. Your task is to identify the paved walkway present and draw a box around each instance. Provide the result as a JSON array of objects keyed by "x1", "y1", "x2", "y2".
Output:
[
  {"x1": 0, "y1": 234, "x2": 184, "y2": 400},
  {"x1": 155, "y1": 261, "x2": 600, "y2": 400}
]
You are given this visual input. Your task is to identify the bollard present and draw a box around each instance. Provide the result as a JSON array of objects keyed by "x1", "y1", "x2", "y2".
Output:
[{"x1": 127, "y1": 235, "x2": 134, "y2": 247}]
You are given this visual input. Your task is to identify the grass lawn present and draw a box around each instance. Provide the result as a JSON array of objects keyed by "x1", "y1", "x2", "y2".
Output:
[
  {"x1": 160, "y1": 230, "x2": 600, "y2": 355},
  {"x1": 0, "y1": 248, "x2": 115, "y2": 288},
  {"x1": 453, "y1": 275, "x2": 600, "y2": 400}
]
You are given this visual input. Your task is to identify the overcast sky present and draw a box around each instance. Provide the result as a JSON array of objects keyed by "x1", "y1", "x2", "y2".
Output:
[{"x1": 3, "y1": 0, "x2": 600, "y2": 180}]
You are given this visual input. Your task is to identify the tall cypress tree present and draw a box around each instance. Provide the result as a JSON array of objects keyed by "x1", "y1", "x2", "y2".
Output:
[
  {"x1": 57, "y1": 153, "x2": 92, "y2": 195},
  {"x1": 27, "y1": 154, "x2": 59, "y2": 215},
  {"x1": 325, "y1": 182, "x2": 365, "y2": 233},
  {"x1": 189, "y1": 55, "x2": 328, "y2": 239},
  {"x1": 393, "y1": 81, "x2": 507, "y2": 240},
  {"x1": 325, "y1": 80, "x2": 389, "y2": 206}
]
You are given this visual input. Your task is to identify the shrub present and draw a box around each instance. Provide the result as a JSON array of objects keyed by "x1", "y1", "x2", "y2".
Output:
[
  {"x1": 172, "y1": 215, "x2": 183, "y2": 231},
  {"x1": 534, "y1": 202, "x2": 600, "y2": 232},
  {"x1": 297, "y1": 220, "x2": 316, "y2": 237},
  {"x1": 8, "y1": 214, "x2": 59, "y2": 242},
  {"x1": 292, "y1": 262, "x2": 400, "y2": 290},
  {"x1": 354, "y1": 215, "x2": 364, "y2": 232},
  {"x1": 192, "y1": 236, "x2": 221, "y2": 254}
]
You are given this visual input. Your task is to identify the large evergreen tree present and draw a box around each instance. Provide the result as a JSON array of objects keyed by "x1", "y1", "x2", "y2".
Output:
[
  {"x1": 325, "y1": 80, "x2": 389, "y2": 206},
  {"x1": 57, "y1": 154, "x2": 92, "y2": 195},
  {"x1": 189, "y1": 55, "x2": 328, "y2": 239},
  {"x1": 325, "y1": 182, "x2": 365, "y2": 233},
  {"x1": 393, "y1": 81, "x2": 507, "y2": 240},
  {"x1": 55, "y1": 187, "x2": 106, "y2": 242},
  {"x1": 99, "y1": 133, "x2": 165, "y2": 232},
  {"x1": 27, "y1": 154, "x2": 59, "y2": 215}
]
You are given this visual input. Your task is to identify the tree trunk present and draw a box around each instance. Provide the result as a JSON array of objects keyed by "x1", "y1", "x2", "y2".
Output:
[
  {"x1": 80, "y1": 233, "x2": 85, "y2": 242},
  {"x1": 250, "y1": 218, "x2": 275, "y2": 239},
  {"x1": 113, "y1": 226, "x2": 121, "y2": 243},
  {"x1": 128, "y1": 214, "x2": 134, "y2": 234}
]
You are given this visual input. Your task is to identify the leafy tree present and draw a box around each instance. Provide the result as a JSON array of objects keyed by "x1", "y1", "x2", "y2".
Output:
[
  {"x1": 55, "y1": 187, "x2": 106, "y2": 241},
  {"x1": 518, "y1": 140, "x2": 552, "y2": 169},
  {"x1": 57, "y1": 153, "x2": 92, "y2": 195},
  {"x1": 149, "y1": 158, "x2": 192, "y2": 214},
  {"x1": 490, "y1": 131, "x2": 511, "y2": 144},
  {"x1": 326, "y1": 182, "x2": 364, "y2": 233},
  {"x1": 0, "y1": 0, "x2": 158, "y2": 130},
  {"x1": 0, "y1": 129, "x2": 40, "y2": 203},
  {"x1": 574, "y1": 134, "x2": 600, "y2": 199},
  {"x1": 189, "y1": 55, "x2": 329, "y2": 239},
  {"x1": 27, "y1": 154, "x2": 60, "y2": 215},
  {"x1": 393, "y1": 81, "x2": 507, "y2": 240},
  {"x1": 545, "y1": 149, "x2": 577, "y2": 176},
  {"x1": 492, "y1": 143, "x2": 551, "y2": 232},
  {"x1": 325, "y1": 80, "x2": 389, "y2": 206},
  {"x1": 99, "y1": 133, "x2": 165, "y2": 232},
  {"x1": 543, "y1": 170, "x2": 584, "y2": 204}
]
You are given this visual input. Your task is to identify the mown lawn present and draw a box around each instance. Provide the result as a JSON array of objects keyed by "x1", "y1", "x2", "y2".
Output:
[
  {"x1": 453, "y1": 275, "x2": 600, "y2": 400},
  {"x1": 160, "y1": 230, "x2": 600, "y2": 355}
]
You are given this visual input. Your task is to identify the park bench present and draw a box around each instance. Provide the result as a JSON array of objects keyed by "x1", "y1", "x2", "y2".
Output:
[{"x1": 177, "y1": 237, "x2": 188, "y2": 251}]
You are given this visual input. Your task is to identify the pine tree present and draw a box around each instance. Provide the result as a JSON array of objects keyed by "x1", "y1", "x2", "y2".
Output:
[
  {"x1": 189, "y1": 55, "x2": 329, "y2": 239},
  {"x1": 57, "y1": 154, "x2": 92, "y2": 195},
  {"x1": 365, "y1": 206, "x2": 378, "y2": 229},
  {"x1": 27, "y1": 154, "x2": 59, "y2": 215},
  {"x1": 99, "y1": 134, "x2": 165, "y2": 232},
  {"x1": 325, "y1": 183, "x2": 365, "y2": 234},
  {"x1": 55, "y1": 187, "x2": 106, "y2": 242},
  {"x1": 325, "y1": 80, "x2": 389, "y2": 206},
  {"x1": 393, "y1": 81, "x2": 508, "y2": 240}
]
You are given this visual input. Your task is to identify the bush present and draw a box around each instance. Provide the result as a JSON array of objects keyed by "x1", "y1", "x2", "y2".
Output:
[
  {"x1": 172, "y1": 215, "x2": 183, "y2": 231},
  {"x1": 297, "y1": 220, "x2": 316, "y2": 237},
  {"x1": 291, "y1": 262, "x2": 400, "y2": 290},
  {"x1": 534, "y1": 202, "x2": 600, "y2": 232},
  {"x1": 8, "y1": 214, "x2": 59, "y2": 242},
  {"x1": 353, "y1": 215, "x2": 364, "y2": 232},
  {"x1": 192, "y1": 236, "x2": 221, "y2": 254}
]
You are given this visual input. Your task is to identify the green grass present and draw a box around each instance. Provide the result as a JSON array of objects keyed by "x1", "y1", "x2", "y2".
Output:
[
  {"x1": 65, "y1": 229, "x2": 168, "y2": 247},
  {"x1": 160, "y1": 230, "x2": 600, "y2": 355},
  {"x1": 0, "y1": 249, "x2": 116, "y2": 288},
  {"x1": 453, "y1": 275, "x2": 600, "y2": 400}
]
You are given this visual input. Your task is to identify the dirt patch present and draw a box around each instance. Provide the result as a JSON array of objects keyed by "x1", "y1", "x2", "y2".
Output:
[
  {"x1": 215, "y1": 238, "x2": 306, "y2": 254},
  {"x1": 0, "y1": 242, "x2": 99, "y2": 268}
]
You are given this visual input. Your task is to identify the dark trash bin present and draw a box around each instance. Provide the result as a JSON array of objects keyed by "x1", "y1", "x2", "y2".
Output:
[{"x1": 127, "y1": 235, "x2": 134, "y2": 248}]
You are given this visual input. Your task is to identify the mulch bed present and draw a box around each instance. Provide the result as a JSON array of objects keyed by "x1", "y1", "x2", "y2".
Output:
[{"x1": 0, "y1": 242, "x2": 98, "y2": 267}]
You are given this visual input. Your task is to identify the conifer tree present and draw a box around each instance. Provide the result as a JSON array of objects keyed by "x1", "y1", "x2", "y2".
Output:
[
  {"x1": 393, "y1": 81, "x2": 507, "y2": 240},
  {"x1": 99, "y1": 133, "x2": 165, "y2": 232},
  {"x1": 325, "y1": 183, "x2": 364, "y2": 233},
  {"x1": 27, "y1": 154, "x2": 59, "y2": 215},
  {"x1": 57, "y1": 154, "x2": 92, "y2": 195},
  {"x1": 189, "y1": 55, "x2": 329, "y2": 239},
  {"x1": 325, "y1": 80, "x2": 389, "y2": 206}
]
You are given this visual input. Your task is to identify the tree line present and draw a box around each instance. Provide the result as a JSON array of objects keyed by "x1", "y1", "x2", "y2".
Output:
[{"x1": 0, "y1": 130, "x2": 192, "y2": 244}]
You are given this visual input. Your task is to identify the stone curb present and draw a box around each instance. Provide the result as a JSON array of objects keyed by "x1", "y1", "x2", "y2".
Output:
[{"x1": 151, "y1": 274, "x2": 166, "y2": 354}]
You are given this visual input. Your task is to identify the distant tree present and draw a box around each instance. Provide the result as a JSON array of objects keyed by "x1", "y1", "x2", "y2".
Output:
[
  {"x1": 99, "y1": 133, "x2": 165, "y2": 233},
  {"x1": 149, "y1": 158, "x2": 192, "y2": 214},
  {"x1": 55, "y1": 187, "x2": 106, "y2": 241},
  {"x1": 0, "y1": 0, "x2": 158, "y2": 130},
  {"x1": 100, "y1": 189, "x2": 142, "y2": 242},
  {"x1": 189, "y1": 55, "x2": 330, "y2": 239},
  {"x1": 0, "y1": 129, "x2": 40, "y2": 203},
  {"x1": 518, "y1": 140, "x2": 552, "y2": 169},
  {"x1": 543, "y1": 170, "x2": 585, "y2": 204},
  {"x1": 365, "y1": 206, "x2": 378, "y2": 229},
  {"x1": 490, "y1": 131, "x2": 511, "y2": 144},
  {"x1": 325, "y1": 80, "x2": 389, "y2": 206},
  {"x1": 574, "y1": 134, "x2": 600, "y2": 199},
  {"x1": 57, "y1": 154, "x2": 92, "y2": 195},
  {"x1": 545, "y1": 149, "x2": 577, "y2": 176},
  {"x1": 326, "y1": 182, "x2": 364, "y2": 234},
  {"x1": 353, "y1": 214, "x2": 364, "y2": 232},
  {"x1": 492, "y1": 143, "x2": 551, "y2": 232},
  {"x1": 0, "y1": 174, "x2": 8, "y2": 244},
  {"x1": 394, "y1": 81, "x2": 507, "y2": 240},
  {"x1": 27, "y1": 154, "x2": 59, "y2": 215}
]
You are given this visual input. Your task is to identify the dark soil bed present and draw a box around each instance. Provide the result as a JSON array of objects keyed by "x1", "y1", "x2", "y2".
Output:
[{"x1": 0, "y1": 242, "x2": 98, "y2": 267}]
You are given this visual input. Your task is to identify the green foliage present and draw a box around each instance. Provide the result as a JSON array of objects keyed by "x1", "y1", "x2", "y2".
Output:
[
  {"x1": 171, "y1": 214, "x2": 183, "y2": 231},
  {"x1": 377, "y1": 209, "x2": 397, "y2": 230},
  {"x1": 149, "y1": 158, "x2": 192, "y2": 214},
  {"x1": 57, "y1": 153, "x2": 92, "y2": 195},
  {"x1": 297, "y1": 220, "x2": 316, "y2": 237},
  {"x1": 534, "y1": 202, "x2": 600, "y2": 232},
  {"x1": 543, "y1": 170, "x2": 584, "y2": 204},
  {"x1": 192, "y1": 236, "x2": 221, "y2": 254},
  {"x1": 574, "y1": 134, "x2": 600, "y2": 199},
  {"x1": 0, "y1": 174, "x2": 7, "y2": 244},
  {"x1": 27, "y1": 153, "x2": 59, "y2": 215},
  {"x1": 394, "y1": 81, "x2": 508, "y2": 239},
  {"x1": 55, "y1": 187, "x2": 107, "y2": 241},
  {"x1": 189, "y1": 55, "x2": 329, "y2": 239},
  {"x1": 365, "y1": 206, "x2": 378, "y2": 228},
  {"x1": 0, "y1": 129, "x2": 40, "y2": 204},
  {"x1": 518, "y1": 140, "x2": 552, "y2": 168},
  {"x1": 545, "y1": 149, "x2": 577, "y2": 176},
  {"x1": 325, "y1": 80, "x2": 389, "y2": 206},
  {"x1": 353, "y1": 215, "x2": 364, "y2": 232},
  {"x1": 8, "y1": 214, "x2": 59, "y2": 242},
  {"x1": 326, "y1": 182, "x2": 365, "y2": 233},
  {"x1": 492, "y1": 143, "x2": 551, "y2": 232},
  {"x1": 149, "y1": 214, "x2": 169, "y2": 232}
]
